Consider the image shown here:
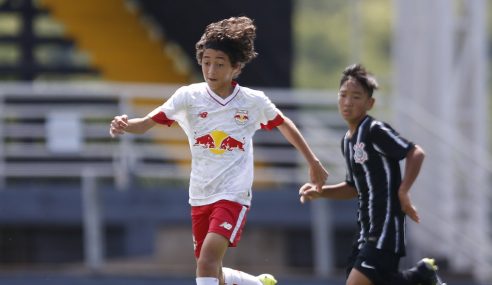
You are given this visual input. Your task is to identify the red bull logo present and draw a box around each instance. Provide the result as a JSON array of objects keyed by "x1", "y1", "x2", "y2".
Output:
[
  {"x1": 194, "y1": 130, "x2": 245, "y2": 154},
  {"x1": 234, "y1": 110, "x2": 249, "y2": 125}
]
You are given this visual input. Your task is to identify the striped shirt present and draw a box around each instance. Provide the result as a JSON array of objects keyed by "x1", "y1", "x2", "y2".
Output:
[{"x1": 342, "y1": 115, "x2": 414, "y2": 256}]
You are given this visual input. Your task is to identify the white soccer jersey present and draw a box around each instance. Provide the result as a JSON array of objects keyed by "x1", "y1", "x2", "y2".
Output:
[{"x1": 151, "y1": 82, "x2": 284, "y2": 206}]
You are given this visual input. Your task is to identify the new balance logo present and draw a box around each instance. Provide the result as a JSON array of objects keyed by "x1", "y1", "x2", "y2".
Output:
[
  {"x1": 220, "y1": 222, "x2": 233, "y2": 230},
  {"x1": 361, "y1": 261, "x2": 376, "y2": 270}
]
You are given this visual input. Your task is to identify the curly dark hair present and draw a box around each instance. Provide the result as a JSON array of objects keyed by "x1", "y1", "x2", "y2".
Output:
[
  {"x1": 195, "y1": 16, "x2": 258, "y2": 67},
  {"x1": 340, "y1": 64, "x2": 379, "y2": 97}
]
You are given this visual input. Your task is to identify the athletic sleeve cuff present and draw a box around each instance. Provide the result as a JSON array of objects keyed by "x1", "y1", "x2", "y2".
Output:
[
  {"x1": 151, "y1": 111, "x2": 175, "y2": 127},
  {"x1": 261, "y1": 114, "x2": 284, "y2": 131}
]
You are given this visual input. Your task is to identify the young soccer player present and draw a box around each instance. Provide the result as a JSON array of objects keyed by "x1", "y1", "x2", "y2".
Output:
[
  {"x1": 299, "y1": 64, "x2": 446, "y2": 285},
  {"x1": 110, "y1": 16, "x2": 328, "y2": 285}
]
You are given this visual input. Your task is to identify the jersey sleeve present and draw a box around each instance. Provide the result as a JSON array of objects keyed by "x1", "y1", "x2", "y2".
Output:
[
  {"x1": 369, "y1": 121, "x2": 414, "y2": 160},
  {"x1": 257, "y1": 92, "x2": 284, "y2": 130},
  {"x1": 151, "y1": 86, "x2": 188, "y2": 126}
]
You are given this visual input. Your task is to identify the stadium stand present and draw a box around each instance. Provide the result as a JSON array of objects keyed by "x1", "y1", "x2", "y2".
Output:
[
  {"x1": 135, "y1": 0, "x2": 293, "y2": 87},
  {"x1": 0, "y1": 0, "x2": 292, "y2": 86},
  {"x1": 39, "y1": 0, "x2": 191, "y2": 83},
  {"x1": 0, "y1": 0, "x2": 99, "y2": 80}
]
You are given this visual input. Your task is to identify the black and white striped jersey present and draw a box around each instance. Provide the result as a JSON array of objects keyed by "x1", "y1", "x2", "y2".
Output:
[{"x1": 342, "y1": 115, "x2": 414, "y2": 256}]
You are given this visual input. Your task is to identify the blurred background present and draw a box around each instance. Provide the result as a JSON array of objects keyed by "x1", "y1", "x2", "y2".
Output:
[{"x1": 0, "y1": 0, "x2": 490, "y2": 284}]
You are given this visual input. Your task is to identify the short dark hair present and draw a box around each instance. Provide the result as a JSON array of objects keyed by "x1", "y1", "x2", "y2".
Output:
[
  {"x1": 195, "y1": 16, "x2": 258, "y2": 67},
  {"x1": 339, "y1": 64, "x2": 379, "y2": 97}
]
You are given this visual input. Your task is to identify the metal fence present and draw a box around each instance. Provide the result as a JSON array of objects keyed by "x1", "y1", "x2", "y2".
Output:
[{"x1": 0, "y1": 82, "x2": 345, "y2": 189}]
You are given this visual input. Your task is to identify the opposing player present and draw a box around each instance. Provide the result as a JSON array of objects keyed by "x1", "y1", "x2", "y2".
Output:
[
  {"x1": 110, "y1": 16, "x2": 328, "y2": 285},
  {"x1": 299, "y1": 64, "x2": 446, "y2": 285}
]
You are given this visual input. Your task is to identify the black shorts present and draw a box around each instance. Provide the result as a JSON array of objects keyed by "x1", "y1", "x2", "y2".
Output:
[{"x1": 346, "y1": 242, "x2": 401, "y2": 285}]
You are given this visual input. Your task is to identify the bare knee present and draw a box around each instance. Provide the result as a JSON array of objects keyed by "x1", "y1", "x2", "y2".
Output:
[
  {"x1": 196, "y1": 255, "x2": 221, "y2": 278},
  {"x1": 346, "y1": 268, "x2": 373, "y2": 285}
]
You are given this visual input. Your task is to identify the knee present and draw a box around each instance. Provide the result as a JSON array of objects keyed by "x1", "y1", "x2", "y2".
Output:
[
  {"x1": 196, "y1": 255, "x2": 220, "y2": 277},
  {"x1": 346, "y1": 278, "x2": 359, "y2": 285}
]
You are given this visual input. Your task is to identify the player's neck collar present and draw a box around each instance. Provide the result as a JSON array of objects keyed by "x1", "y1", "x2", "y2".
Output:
[{"x1": 206, "y1": 83, "x2": 241, "y2": 106}]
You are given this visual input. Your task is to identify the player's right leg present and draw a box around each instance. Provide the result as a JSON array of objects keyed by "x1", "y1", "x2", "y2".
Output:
[
  {"x1": 347, "y1": 242, "x2": 400, "y2": 285},
  {"x1": 346, "y1": 268, "x2": 374, "y2": 285},
  {"x1": 193, "y1": 203, "x2": 227, "y2": 285},
  {"x1": 196, "y1": 232, "x2": 229, "y2": 285},
  {"x1": 209, "y1": 200, "x2": 276, "y2": 285},
  {"x1": 194, "y1": 200, "x2": 276, "y2": 285}
]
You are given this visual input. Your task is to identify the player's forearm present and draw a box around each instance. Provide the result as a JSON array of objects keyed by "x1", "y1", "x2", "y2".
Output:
[
  {"x1": 321, "y1": 182, "x2": 358, "y2": 200},
  {"x1": 124, "y1": 117, "x2": 156, "y2": 134},
  {"x1": 277, "y1": 117, "x2": 319, "y2": 164}
]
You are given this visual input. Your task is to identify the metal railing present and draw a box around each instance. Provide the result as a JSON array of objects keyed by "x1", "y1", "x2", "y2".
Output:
[{"x1": 0, "y1": 82, "x2": 346, "y2": 189}]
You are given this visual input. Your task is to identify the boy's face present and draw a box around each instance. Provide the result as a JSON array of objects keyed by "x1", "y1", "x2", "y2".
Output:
[
  {"x1": 201, "y1": 49, "x2": 241, "y2": 96},
  {"x1": 338, "y1": 78, "x2": 374, "y2": 125}
]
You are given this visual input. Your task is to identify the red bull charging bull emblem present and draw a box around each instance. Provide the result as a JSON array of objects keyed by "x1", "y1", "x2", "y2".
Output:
[
  {"x1": 234, "y1": 110, "x2": 249, "y2": 125},
  {"x1": 194, "y1": 130, "x2": 245, "y2": 155}
]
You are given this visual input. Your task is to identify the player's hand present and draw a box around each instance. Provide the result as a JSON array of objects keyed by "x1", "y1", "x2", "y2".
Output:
[
  {"x1": 299, "y1": 183, "x2": 322, "y2": 204},
  {"x1": 309, "y1": 160, "x2": 329, "y2": 192},
  {"x1": 398, "y1": 190, "x2": 420, "y2": 223},
  {"x1": 110, "y1": 114, "x2": 129, "y2": 138}
]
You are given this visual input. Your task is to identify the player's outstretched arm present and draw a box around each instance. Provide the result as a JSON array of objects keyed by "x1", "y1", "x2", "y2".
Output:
[
  {"x1": 299, "y1": 182, "x2": 357, "y2": 203},
  {"x1": 276, "y1": 116, "x2": 329, "y2": 191},
  {"x1": 109, "y1": 113, "x2": 157, "y2": 138}
]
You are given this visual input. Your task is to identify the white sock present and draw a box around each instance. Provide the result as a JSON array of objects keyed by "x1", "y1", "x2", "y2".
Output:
[
  {"x1": 222, "y1": 267, "x2": 261, "y2": 285},
  {"x1": 196, "y1": 277, "x2": 219, "y2": 285}
]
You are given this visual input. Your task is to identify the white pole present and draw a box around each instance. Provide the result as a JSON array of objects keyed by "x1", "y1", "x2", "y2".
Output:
[
  {"x1": 465, "y1": 0, "x2": 490, "y2": 281},
  {"x1": 113, "y1": 93, "x2": 132, "y2": 190},
  {"x1": 82, "y1": 168, "x2": 105, "y2": 272},
  {"x1": 311, "y1": 200, "x2": 333, "y2": 277},
  {"x1": 0, "y1": 92, "x2": 5, "y2": 189}
]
